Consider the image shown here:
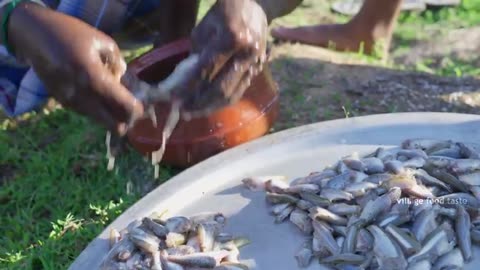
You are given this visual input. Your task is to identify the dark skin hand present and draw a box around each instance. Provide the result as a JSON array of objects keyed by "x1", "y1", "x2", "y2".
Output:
[
  {"x1": 5, "y1": 0, "x2": 269, "y2": 132},
  {"x1": 8, "y1": 2, "x2": 144, "y2": 136},
  {"x1": 175, "y1": 0, "x2": 269, "y2": 116}
]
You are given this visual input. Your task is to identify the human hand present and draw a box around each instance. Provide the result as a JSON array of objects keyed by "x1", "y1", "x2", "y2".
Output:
[
  {"x1": 176, "y1": 0, "x2": 268, "y2": 116},
  {"x1": 9, "y1": 2, "x2": 144, "y2": 135}
]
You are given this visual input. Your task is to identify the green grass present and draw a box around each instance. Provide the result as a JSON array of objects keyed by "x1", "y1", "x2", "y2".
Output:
[
  {"x1": 0, "y1": 109, "x2": 173, "y2": 269},
  {"x1": 2, "y1": 1, "x2": 480, "y2": 269}
]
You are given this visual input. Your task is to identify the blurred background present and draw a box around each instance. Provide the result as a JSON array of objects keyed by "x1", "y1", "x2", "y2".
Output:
[{"x1": 1, "y1": 0, "x2": 480, "y2": 269}]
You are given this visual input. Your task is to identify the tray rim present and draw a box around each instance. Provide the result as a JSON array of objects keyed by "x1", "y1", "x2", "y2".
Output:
[{"x1": 68, "y1": 112, "x2": 480, "y2": 270}]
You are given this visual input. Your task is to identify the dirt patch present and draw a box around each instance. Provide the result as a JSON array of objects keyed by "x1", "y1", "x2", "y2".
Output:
[
  {"x1": 393, "y1": 26, "x2": 480, "y2": 67},
  {"x1": 269, "y1": 42, "x2": 480, "y2": 130}
]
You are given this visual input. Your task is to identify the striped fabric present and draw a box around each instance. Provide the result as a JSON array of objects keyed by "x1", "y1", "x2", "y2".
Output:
[{"x1": 0, "y1": 0, "x2": 162, "y2": 116}]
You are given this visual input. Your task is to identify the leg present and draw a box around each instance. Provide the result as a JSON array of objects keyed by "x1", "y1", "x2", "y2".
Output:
[{"x1": 271, "y1": 0, "x2": 402, "y2": 54}]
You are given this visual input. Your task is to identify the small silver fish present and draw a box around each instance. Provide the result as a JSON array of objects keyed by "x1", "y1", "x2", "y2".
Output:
[
  {"x1": 344, "y1": 182, "x2": 378, "y2": 197},
  {"x1": 270, "y1": 203, "x2": 291, "y2": 215},
  {"x1": 290, "y1": 208, "x2": 313, "y2": 234},
  {"x1": 383, "y1": 172, "x2": 434, "y2": 199},
  {"x1": 304, "y1": 169, "x2": 338, "y2": 186},
  {"x1": 129, "y1": 228, "x2": 161, "y2": 254},
  {"x1": 385, "y1": 224, "x2": 421, "y2": 256},
  {"x1": 384, "y1": 160, "x2": 406, "y2": 174},
  {"x1": 361, "y1": 157, "x2": 385, "y2": 174},
  {"x1": 166, "y1": 246, "x2": 196, "y2": 256},
  {"x1": 275, "y1": 205, "x2": 295, "y2": 223},
  {"x1": 450, "y1": 159, "x2": 480, "y2": 174},
  {"x1": 397, "y1": 149, "x2": 429, "y2": 160},
  {"x1": 342, "y1": 224, "x2": 360, "y2": 253},
  {"x1": 407, "y1": 260, "x2": 431, "y2": 270},
  {"x1": 190, "y1": 213, "x2": 226, "y2": 227},
  {"x1": 402, "y1": 157, "x2": 426, "y2": 168},
  {"x1": 438, "y1": 193, "x2": 480, "y2": 209},
  {"x1": 426, "y1": 156, "x2": 455, "y2": 168},
  {"x1": 414, "y1": 169, "x2": 452, "y2": 192},
  {"x1": 326, "y1": 172, "x2": 354, "y2": 189},
  {"x1": 320, "y1": 188, "x2": 354, "y2": 202},
  {"x1": 364, "y1": 173, "x2": 393, "y2": 185},
  {"x1": 264, "y1": 179, "x2": 290, "y2": 194},
  {"x1": 377, "y1": 213, "x2": 411, "y2": 228},
  {"x1": 143, "y1": 217, "x2": 169, "y2": 238},
  {"x1": 328, "y1": 203, "x2": 361, "y2": 216},
  {"x1": 125, "y1": 253, "x2": 143, "y2": 270},
  {"x1": 109, "y1": 229, "x2": 121, "y2": 249},
  {"x1": 470, "y1": 186, "x2": 480, "y2": 200},
  {"x1": 266, "y1": 192, "x2": 299, "y2": 204},
  {"x1": 332, "y1": 225, "x2": 347, "y2": 237},
  {"x1": 312, "y1": 237, "x2": 332, "y2": 259},
  {"x1": 437, "y1": 206, "x2": 457, "y2": 219},
  {"x1": 284, "y1": 184, "x2": 320, "y2": 194},
  {"x1": 455, "y1": 205, "x2": 472, "y2": 262},
  {"x1": 165, "y1": 217, "x2": 192, "y2": 234},
  {"x1": 321, "y1": 253, "x2": 365, "y2": 265},
  {"x1": 367, "y1": 225, "x2": 407, "y2": 270},
  {"x1": 423, "y1": 167, "x2": 469, "y2": 193},
  {"x1": 296, "y1": 199, "x2": 315, "y2": 210},
  {"x1": 430, "y1": 146, "x2": 462, "y2": 159},
  {"x1": 375, "y1": 147, "x2": 395, "y2": 161},
  {"x1": 166, "y1": 232, "x2": 186, "y2": 248},
  {"x1": 439, "y1": 220, "x2": 457, "y2": 243},
  {"x1": 336, "y1": 161, "x2": 351, "y2": 174},
  {"x1": 401, "y1": 139, "x2": 452, "y2": 152},
  {"x1": 407, "y1": 228, "x2": 454, "y2": 264},
  {"x1": 312, "y1": 220, "x2": 341, "y2": 255},
  {"x1": 412, "y1": 208, "x2": 438, "y2": 242},
  {"x1": 309, "y1": 207, "x2": 348, "y2": 226},
  {"x1": 355, "y1": 190, "x2": 380, "y2": 209},
  {"x1": 295, "y1": 241, "x2": 313, "y2": 268},
  {"x1": 186, "y1": 236, "x2": 201, "y2": 253},
  {"x1": 458, "y1": 171, "x2": 480, "y2": 186},
  {"x1": 342, "y1": 158, "x2": 364, "y2": 172},
  {"x1": 300, "y1": 192, "x2": 332, "y2": 207},
  {"x1": 471, "y1": 228, "x2": 480, "y2": 244},
  {"x1": 357, "y1": 187, "x2": 402, "y2": 226},
  {"x1": 197, "y1": 223, "x2": 218, "y2": 252},
  {"x1": 355, "y1": 229, "x2": 373, "y2": 253},
  {"x1": 241, "y1": 176, "x2": 287, "y2": 192},
  {"x1": 457, "y1": 142, "x2": 480, "y2": 159},
  {"x1": 167, "y1": 251, "x2": 229, "y2": 268},
  {"x1": 432, "y1": 248, "x2": 464, "y2": 270},
  {"x1": 214, "y1": 262, "x2": 250, "y2": 270}
]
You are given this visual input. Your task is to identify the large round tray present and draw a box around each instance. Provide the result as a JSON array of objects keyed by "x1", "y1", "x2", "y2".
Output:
[{"x1": 69, "y1": 112, "x2": 480, "y2": 270}]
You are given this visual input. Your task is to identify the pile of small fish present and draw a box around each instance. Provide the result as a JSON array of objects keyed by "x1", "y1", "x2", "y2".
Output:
[
  {"x1": 101, "y1": 212, "x2": 251, "y2": 270},
  {"x1": 243, "y1": 139, "x2": 480, "y2": 269}
]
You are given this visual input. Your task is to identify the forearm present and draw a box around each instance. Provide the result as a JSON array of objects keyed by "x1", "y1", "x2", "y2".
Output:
[
  {"x1": 2, "y1": 1, "x2": 45, "y2": 57},
  {"x1": 255, "y1": 0, "x2": 303, "y2": 23}
]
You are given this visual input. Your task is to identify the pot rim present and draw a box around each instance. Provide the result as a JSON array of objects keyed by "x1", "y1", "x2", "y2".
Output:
[
  {"x1": 128, "y1": 38, "x2": 191, "y2": 75},
  {"x1": 131, "y1": 94, "x2": 279, "y2": 145},
  {"x1": 126, "y1": 38, "x2": 279, "y2": 145}
]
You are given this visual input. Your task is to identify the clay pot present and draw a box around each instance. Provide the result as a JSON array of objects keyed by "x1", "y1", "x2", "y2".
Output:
[{"x1": 127, "y1": 39, "x2": 279, "y2": 168}]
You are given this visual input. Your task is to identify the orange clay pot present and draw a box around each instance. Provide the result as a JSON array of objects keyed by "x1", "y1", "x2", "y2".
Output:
[{"x1": 126, "y1": 39, "x2": 279, "y2": 168}]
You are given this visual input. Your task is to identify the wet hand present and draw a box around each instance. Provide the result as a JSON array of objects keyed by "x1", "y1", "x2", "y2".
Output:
[
  {"x1": 176, "y1": 0, "x2": 268, "y2": 116},
  {"x1": 9, "y1": 3, "x2": 144, "y2": 135}
]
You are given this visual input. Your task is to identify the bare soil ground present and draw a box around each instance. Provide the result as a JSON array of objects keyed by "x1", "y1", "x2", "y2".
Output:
[{"x1": 269, "y1": 25, "x2": 480, "y2": 131}]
